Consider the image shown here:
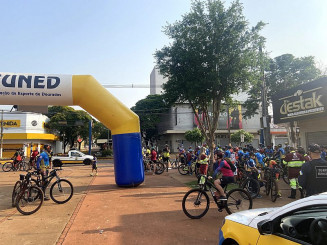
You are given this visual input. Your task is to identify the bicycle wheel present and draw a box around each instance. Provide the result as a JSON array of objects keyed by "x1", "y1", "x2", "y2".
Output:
[
  {"x1": 16, "y1": 186, "x2": 44, "y2": 215},
  {"x1": 12, "y1": 181, "x2": 21, "y2": 207},
  {"x1": 2, "y1": 162, "x2": 13, "y2": 172},
  {"x1": 241, "y1": 178, "x2": 260, "y2": 199},
  {"x1": 225, "y1": 188, "x2": 253, "y2": 214},
  {"x1": 282, "y1": 171, "x2": 290, "y2": 185},
  {"x1": 178, "y1": 164, "x2": 189, "y2": 175},
  {"x1": 182, "y1": 188, "x2": 210, "y2": 219},
  {"x1": 19, "y1": 162, "x2": 27, "y2": 171},
  {"x1": 155, "y1": 163, "x2": 165, "y2": 175},
  {"x1": 50, "y1": 179, "x2": 74, "y2": 204},
  {"x1": 265, "y1": 177, "x2": 271, "y2": 196},
  {"x1": 270, "y1": 180, "x2": 278, "y2": 202}
]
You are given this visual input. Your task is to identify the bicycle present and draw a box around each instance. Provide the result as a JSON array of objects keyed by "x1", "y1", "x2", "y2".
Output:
[
  {"x1": 2, "y1": 160, "x2": 27, "y2": 172},
  {"x1": 31, "y1": 169, "x2": 74, "y2": 204},
  {"x1": 143, "y1": 158, "x2": 165, "y2": 175},
  {"x1": 178, "y1": 159, "x2": 200, "y2": 176},
  {"x1": 240, "y1": 170, "x2": 261, "y2": 199},
  {"x1": 182, "y1": 175, "x2": 252, "y2": 219},
  {"x1": 12, "y1": 172, "x2": 44, "y2": 215},
  {"x1": 263, "y1": 167, "x2": 280, "y2": 202}
]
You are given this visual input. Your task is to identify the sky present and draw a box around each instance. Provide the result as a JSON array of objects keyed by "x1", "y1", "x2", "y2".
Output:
[{"x1": 0, "y1": 0, "x2": 326, "y2": 110}]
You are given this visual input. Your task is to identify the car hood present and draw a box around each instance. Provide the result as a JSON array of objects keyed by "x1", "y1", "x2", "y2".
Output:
[{"x1": 226, "y1": 208, "x2": 278, "y2": 226}]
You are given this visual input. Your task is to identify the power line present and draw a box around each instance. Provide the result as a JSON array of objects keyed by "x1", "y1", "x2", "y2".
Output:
[{"x1": 102, "y1": 84, "x2": 163, "y2": 88}]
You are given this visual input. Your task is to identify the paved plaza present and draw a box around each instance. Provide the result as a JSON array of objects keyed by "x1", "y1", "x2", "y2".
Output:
[{"x1": 0, "y1": 160, "x2": 294, "y2": 245}]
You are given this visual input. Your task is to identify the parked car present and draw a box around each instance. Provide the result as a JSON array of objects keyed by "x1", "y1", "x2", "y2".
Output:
[
  {"x1": 52, "y1": 150, "x2": 93, "y2": 167},
  {"x1": 219, "y1": 192, "x2": 327, "y2": 245}
]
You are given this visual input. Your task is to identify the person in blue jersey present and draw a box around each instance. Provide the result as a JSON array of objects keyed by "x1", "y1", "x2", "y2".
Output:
[
  {"x1": 36, "y1": 144, "x2": 52, "y2": 200},
  {"x1": 255, "y1": 149, "x2": 265, "y2": 168},
  {"x1": 224, "y1": 146, "x2": 232, "y2": 159},
  {"x1": 265, "y1": 145, "x2": 274, "y2": 158},
  {"x1": 321, "y1": 146, "x2": 326, "y2": 161}
]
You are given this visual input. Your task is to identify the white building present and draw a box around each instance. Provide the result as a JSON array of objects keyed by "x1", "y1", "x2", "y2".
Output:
[
  {"x1": 150, "y1": 67, "x2": 287, "y2": 151},
  {"x1": 0, "y1": 111, "x2": 58, "y2": 158}
]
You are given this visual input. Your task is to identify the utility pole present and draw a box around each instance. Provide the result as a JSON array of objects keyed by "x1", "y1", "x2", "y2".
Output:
[
  {"x1": 0, "y1": 110, "x2": 3, "y2": 158},
  {"x1": 227, "y1": 105, "x2": 231, "y2": 145},
  {"x1": 260, "y1": 46, "x2": 271, "y2": 146},
  {"x1": 88, "y1": 119, "x2": 92, "y2": 155}
]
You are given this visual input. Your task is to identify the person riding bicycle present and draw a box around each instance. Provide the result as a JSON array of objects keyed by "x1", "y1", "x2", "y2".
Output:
[
  {"x1": 36, "y1": 144, "x2": 52, "y2": 200},
  {"x1": 29, "y1": 148, "x2": 39, "y2": 169},
  {"x1": 211, "y1": 152, "x2": 235, "y2": 200},
  {"x1": 12, "y1": 148, "x2": 22, "y2": 169}
]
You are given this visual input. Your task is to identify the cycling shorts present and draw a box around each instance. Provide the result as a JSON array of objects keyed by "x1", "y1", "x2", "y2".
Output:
[{"x1": 220, "y1": 176, "x2": 234, "y2": 188}]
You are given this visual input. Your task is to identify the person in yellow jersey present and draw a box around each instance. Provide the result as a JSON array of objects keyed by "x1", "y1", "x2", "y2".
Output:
[{"x1": 162, "y1": 144, "x2": 170, "y2": 172}]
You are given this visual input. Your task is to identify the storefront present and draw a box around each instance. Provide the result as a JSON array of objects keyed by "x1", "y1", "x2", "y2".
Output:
[
  {"x1": 272, "y1": 77, "x2": 327, "y2": 149},
  {"x1": 0, "y1": 111, "x2": 58, "y2": 158}
]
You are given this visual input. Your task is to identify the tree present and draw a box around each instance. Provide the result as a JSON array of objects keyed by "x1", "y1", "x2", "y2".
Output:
[
  {"x1": 243, "y1": 54, "x2": 322, "y2": 118},
  {"x1": 155, "y1": 0, "x2": 265, "y2": 171},
  {"x1": 231, "y1": 129, "x2": 253, "y2": 144},
  {"x1": 93, "y1": 121, "x2": 109, "y2": 141},
  {"x1": 45, "y1": 106, "x2": 92, "y2": 152},
  {"x1": 131, "y1": 94, "x2": 169, "y2": 143},
  {"x1": 185, "y1": 128, "x2": 205, "y2": 146}
]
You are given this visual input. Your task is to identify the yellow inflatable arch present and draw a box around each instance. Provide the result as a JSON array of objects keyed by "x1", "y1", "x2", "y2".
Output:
[{"x1": 0, "y1": 73, "x2": 144, "y2": 186}]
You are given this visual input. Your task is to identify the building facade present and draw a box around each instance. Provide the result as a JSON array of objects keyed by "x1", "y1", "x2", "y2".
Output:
[
  {"x1": 150, "y1": 68, "x2": 287, "y2": 152},
  {"x1": 0, "y1": 111, "x2": 58, "y2": 158},
  {"x1": 272, "y1": 77, "x2": 327, "y2": 149}
]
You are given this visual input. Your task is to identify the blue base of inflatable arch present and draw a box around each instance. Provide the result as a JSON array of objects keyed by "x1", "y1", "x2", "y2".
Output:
[{"x1": 112, "y1": 132, "x2": 144, "y2": 187}]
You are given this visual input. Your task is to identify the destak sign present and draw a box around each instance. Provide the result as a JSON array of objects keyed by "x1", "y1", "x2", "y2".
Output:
[
  {"x1": 272, "y1": 78, "x2": 327, "y2": 124},
  {"x1": 0, "y1": 73, "x2": 73, "y2": 105}
]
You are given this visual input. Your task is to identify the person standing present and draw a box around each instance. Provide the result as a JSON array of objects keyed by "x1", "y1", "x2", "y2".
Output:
[
  {"x1": 162, "y1": 144, "x2": 170, "y2": 172},
  {"x1": 90, "y1": 154, "x2": 98, "y2": 176},
  {"x1": 36, "y1": 145, "x2": 52, "y2": 200},
  {"x1": 299, "y1": 144, "x2": 327, "y2": 197},
  {"x1": 284, "y1": 147, "x2": 305, "y2": 199}
]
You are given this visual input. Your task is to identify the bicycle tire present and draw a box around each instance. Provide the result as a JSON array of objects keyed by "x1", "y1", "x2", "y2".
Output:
[
  {"x1": 270, "y1": 180, "x2": 278, "y2": 202},
  {"x1": 50, "y1": 179, "x2": 74, "y2": 204},
  {"x1": 2, "y1": 162, "x2": 13, "y2": 172},
  {"x1": 178, "y1": 164, "x2": 189, "y2": 175},
  {"x1": 12, "y1": 181, "x2": 21, "y2": 207},
  {"x1": 282, "y1": 171, "x2": 290, "y2": 185},
  {"x1": 265, "y1": 177, "x2": 271, "y2": 196},
  {"x1": 16, "y1": 186, "x2": 44, "y2": 215},
  {"x1": 241, "y1": 178, "x2": 260, "y2": 199},
  {"x1": 19, "y1": 162, "x2": 27, "y2": 171},
  {"x1": 155, "y1": 162, "x2": 165, "y2": 175},
  {"x1": 225, "y1": 188, "x2": 253, "y2": 214},
  {"x1": 182, "y1": 188, "x2": 210, "y2": 219}
]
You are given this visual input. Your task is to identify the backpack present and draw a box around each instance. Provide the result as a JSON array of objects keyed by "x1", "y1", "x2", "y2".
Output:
[{"x1": 224, "y1": 159, "x2": 236, "y2": 172}]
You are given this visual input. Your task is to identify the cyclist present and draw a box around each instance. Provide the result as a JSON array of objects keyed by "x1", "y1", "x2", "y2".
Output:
[
  {"x1": 198, "y1": 147, "x2": 209, "y2": 175},
  {"x1": 12, "y1": 148, "x2": 22, "y2": 169},
  {"x1": 29, "y1": 148, "x2": 39, "y2": 169},
  {"x1": 247, "y1": 152, "x2": 262, "y2": 198},
  {"x1": 36, "y1": 145, "x2": 52, "y2": 200},
  {"x1": 162, "y1": 144, "x2": 170, "y2": 171},
  {"x1": 149, "y1": 147, "x2": 157, "y2": 175},
  {"x1": 186, "y1": 149, "x2": 194, "y2": 175},
  {"x1": 211, "y1": 152, "x2": 234, "y2": 200}
]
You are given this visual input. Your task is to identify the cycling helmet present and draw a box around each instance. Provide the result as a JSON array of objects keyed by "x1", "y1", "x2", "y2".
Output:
[{"x1": 308, "y1": 144, "x2": 321, "y2": 153}]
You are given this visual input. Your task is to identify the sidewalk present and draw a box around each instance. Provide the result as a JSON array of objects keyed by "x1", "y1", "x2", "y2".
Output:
[{"x1": 61, "y1": 166, "x2": 222, "y2": 245}]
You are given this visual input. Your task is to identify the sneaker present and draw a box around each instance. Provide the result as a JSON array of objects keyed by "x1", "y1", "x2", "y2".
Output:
[
  {"x1": 90, "y1": 173, "x2": 93, "y2": 176},
  {"x1": 44, "y1": 196, "x2": 50, "y2": 201},
  {"x1": 219, "y1": 196, "x2": 227, "y2": 200},
  {"x1": 256, "y1": 194, "x2": 262, "y2": 199},
  {"x1": 95, "y1": 173, "x2": 98, "y2": 176}
]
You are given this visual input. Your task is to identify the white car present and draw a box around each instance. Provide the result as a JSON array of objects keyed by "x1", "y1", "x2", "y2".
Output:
[
  {"x1": 219, "y1": 192, "x2": 327, "y2": 245},
  {"x1": 52, "y1": 150, "x2": 94, "y2": 167}
]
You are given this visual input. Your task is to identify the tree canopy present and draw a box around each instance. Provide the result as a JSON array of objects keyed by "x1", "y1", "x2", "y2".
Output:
[
  {"x1": 243, "y1": 54, "x2": 322, "y2": 118},
  {"x1": 185, "y1": 128, "x2": 205, "y2": 145},
  {"x1": 45, "y1": 106, "x2": 91, "y2": 152},
  {"x1": 154, "y1": 0, "x2": 265, "y2": 169},
  {"x1": 131, "y1": 94, "x2": 169, "y2": 143},
  {"x1": 231, "y1": 129, "x2": 254, "y2": 144}
]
